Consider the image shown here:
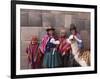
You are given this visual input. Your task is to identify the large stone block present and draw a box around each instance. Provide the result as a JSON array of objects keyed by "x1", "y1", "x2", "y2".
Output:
[
  {"x1": 42, "y1": 13, "x2": 55, "y2": 27},
  {"x1": 20, "y1": 12, "x2": 28, "y2": 26},
  {"x1": 77, "y1": 12, "x2": 90, "y2": 20},
  {"x1": 54, "y1": 13, "x2": 65, "y2": 27},
  {"x1": 42, "y1": 11, "x2": 72, "y2": 28},
  {"x1": 20, "y1": 41, "x2": 30, "y2": 56},
  {"x1": 64, "y1": 14, "x2": 72, "y2": 28},
  {"x1": 72, "y1": 12, "x2": 90, "y2": 20},
  {"x1": 28, "y1": 12, "x2": 42, "y2": 26},
  {"x1": 21, "y1": 9, "x2": 42, "y2": 26},
  {"x1": 20, "y1": 55, "x2": 29, "y2": 69},
  {"x1": 20, "y1": 27, "x2": 42, "y2": 41},
  {"x1": 80, "y1": 30, "x2": 90, "y2": 49},
  {"x1": 72, "y1": 19, "x2": 86, "y2": 31},
  {"x1": 72, "y1": 12, "x2": 90, "y2": 31}
]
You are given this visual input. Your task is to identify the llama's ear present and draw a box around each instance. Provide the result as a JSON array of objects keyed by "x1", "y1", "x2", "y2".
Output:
[{"x1": 69, "y1": 35, "x2": 74, "y2": 40}]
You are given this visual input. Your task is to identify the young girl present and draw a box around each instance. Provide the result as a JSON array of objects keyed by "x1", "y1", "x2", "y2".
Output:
[
  {"x1": 26, "y1": 36, "x2": 41, "y2": 69},
  {"x1": 68, "y1": 24, "x2": 84, "y2": 67},
  {"x1": 69, "y1": 24, "x2": 83, "y2": 49},
  {"x1": 40, "y1": 27, "x2": 62, "y2": 68},
  {"x1": 58, "y1": 28, "x2": 71, "y2": 67}
]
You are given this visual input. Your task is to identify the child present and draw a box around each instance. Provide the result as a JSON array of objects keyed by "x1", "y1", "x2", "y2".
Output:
[
  {"x1": 40, "y1": 26, "x2": 62, "y2": 68},
  {"x1": 26, "y1": 36, "x2": 41, "y2": 69},
  {"x1": 68, "y1": 24, "x2": 84, "y2": 67},
  {"x1": 58, "y1": 28, "x2": 71, "y2": 67},
  {"x1": 69, "y1": 24, "x2": 83, "y2": 49}
]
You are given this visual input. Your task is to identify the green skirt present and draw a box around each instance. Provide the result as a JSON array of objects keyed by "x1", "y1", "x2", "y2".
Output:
[{"x1": 42, "y1": 50, "x2": 62, "y2": 68}]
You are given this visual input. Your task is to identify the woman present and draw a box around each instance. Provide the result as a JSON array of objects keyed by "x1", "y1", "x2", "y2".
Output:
[
  {"x1": 40, "y1": 27, "x2": 62, "y2": 68},
  {"x1": 58, "y1": 28, "x2": 71, "y2": 67}
]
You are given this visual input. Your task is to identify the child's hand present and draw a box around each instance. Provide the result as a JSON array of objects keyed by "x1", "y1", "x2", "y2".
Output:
[
  {"x1": 73, "y1": 35, "x2": 77, "y2": 40},
  {"x1": 27, "y1": 53, "x2": 32, "y2": 62},
  {"x1": 74, "y1": 35, "x2": 82, "y2": 43}
]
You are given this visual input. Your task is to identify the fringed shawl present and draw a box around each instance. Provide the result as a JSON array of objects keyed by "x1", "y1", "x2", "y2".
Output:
[
  {"x1": 39, "y1": 34, "x2": 50, "y2": 54},
  {"x1": 58, "y1": 37, "x2": 71, "y2": 54}
]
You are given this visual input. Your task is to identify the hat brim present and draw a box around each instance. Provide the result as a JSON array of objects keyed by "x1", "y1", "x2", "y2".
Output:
[{"x1": 46, "y1": 28, "x2": 55, "y2": 31}]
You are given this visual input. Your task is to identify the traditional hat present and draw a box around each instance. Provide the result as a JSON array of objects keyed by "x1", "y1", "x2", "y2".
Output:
[{"x1": 46, "y1": 26, "x2": 55, "y2": 32}]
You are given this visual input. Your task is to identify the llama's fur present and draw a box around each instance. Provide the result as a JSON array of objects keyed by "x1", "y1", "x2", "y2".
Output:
[{"x1": 70, "y1": 39, "x2": 90, "y2": 67}]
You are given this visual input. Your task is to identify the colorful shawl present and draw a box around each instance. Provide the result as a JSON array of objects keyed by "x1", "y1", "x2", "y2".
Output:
[
  {"x1": 58, "y1": 37, "x2": 71, "y2": 54},
  {"x1": 39, "y1": 34, "x2": 50, "y2": 54},
  {"x1": 26, "y1": 43, "x2": 39, "y2": 62}
]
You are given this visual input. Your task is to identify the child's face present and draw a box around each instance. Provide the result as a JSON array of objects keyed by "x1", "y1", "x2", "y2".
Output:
[
  {"x1": 71, "y1": 30, "x2": 76, "y2": 35},
  {"x1": 48, "y1": 30, "x2": 54, "y2": 36},
  {"x1": 31, "y1": 40, "x2": 37, "y2": 44}
]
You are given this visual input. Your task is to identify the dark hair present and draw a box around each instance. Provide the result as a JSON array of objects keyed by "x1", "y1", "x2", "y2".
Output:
[
  {"x1": 46, "y1": 28, "x2": 55, "y2": 32},
  {"x1": 70, "y1": 24, "x2": 77, "y2": 32},
  {"x1": 46, "y1": 27, "x2": 55, "y2": 32}
]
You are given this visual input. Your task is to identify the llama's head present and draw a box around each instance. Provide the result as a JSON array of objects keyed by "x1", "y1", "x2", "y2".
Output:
[
  {"x1": 68, "y1": 35, "x2": 79, "y2": 55},
  {"x1": 69, "y1": 35, "x2": 77, "y2": 44}
]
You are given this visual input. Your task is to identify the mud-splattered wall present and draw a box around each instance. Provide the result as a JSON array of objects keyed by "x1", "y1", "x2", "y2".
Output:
[{"x1": 20, "y1": 9, "x2": 90, "y2": 69}]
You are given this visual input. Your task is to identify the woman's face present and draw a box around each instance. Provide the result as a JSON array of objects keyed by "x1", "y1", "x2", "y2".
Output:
[
  {"x1": 60, "y1": 32, "x2": 66, "y2": 37},
  {"x1": 48, "y1": 30, "x2": 54, "y2": 36},
  {"x1": 31, "y1": 40, "x2": 37, "y2": 44},
  {"x1": 60, "y1": 29, "x2": 66, "y2": 37}
]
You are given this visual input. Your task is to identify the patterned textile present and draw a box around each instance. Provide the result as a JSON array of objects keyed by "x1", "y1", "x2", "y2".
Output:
[{"x1": 39, "y1": 34, "x2": 50, "y2": 54}]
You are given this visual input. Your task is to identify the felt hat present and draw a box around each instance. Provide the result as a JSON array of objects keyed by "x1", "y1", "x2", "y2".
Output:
[{"x1": 46, "y1": 26, "x2": 55, "y2": 32}]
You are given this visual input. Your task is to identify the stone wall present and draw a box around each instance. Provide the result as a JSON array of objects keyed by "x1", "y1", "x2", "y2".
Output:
[{"x1": 20, "y1": 9, "x2": 90, "y2": 69}]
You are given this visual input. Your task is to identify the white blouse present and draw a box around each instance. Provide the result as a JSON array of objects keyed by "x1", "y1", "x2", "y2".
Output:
[{"x1": 50, "y1": 38, "x2": 60, "y2": 45}]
